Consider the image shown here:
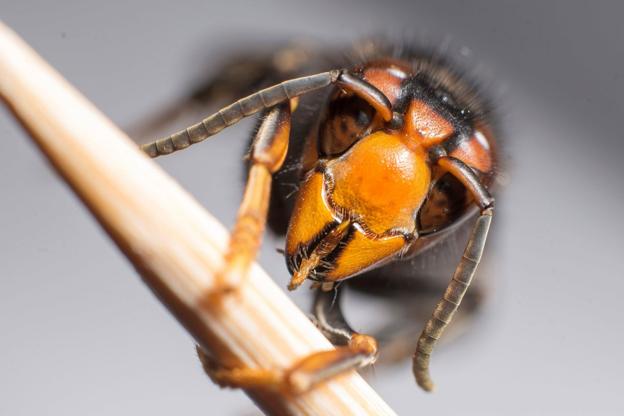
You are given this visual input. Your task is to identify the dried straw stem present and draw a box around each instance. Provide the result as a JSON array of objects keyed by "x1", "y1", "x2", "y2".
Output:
[{"x1": 0, "y1": 22, "x2": 396, "y2": 416}]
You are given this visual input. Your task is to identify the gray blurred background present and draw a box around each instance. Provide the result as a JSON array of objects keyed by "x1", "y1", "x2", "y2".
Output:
[{"x1": 1, "y1": 1, "x2": 623, "y2": 415}]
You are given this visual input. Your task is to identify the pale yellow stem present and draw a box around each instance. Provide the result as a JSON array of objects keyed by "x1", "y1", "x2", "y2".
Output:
[{"x1": 0, "y1": 21, "x2": 396, "y2": 416}]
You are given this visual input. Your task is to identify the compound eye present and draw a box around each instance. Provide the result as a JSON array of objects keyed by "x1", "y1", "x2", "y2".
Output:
[
  {"x1": 333, "y1": 94, "x2": 374, "y2": 132},
  {"x1": 354, "y1": 105, "x2": 372, "y2": 127},
  {"x1": 320, "y1": 94, "x2": 376, "y2": 156}
]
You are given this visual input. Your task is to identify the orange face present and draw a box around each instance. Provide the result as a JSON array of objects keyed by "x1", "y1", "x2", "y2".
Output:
[
  {"x1": 286, "y1": 130, "x2": 430, "y2": 284},
  {"x1": 285, "y1": 59, "x2": 495, "y2": 288}
]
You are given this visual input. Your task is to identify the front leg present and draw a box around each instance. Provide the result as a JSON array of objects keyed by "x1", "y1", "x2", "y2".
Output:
[
  {"x1": 197, "y1": 287, "x2": 378, "y2": 395},
  {"x1": 210, "y1": 102, "x2": 292, "y2": 300}
]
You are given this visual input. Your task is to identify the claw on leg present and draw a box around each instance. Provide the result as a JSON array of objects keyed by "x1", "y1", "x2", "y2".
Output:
[{"x1": 197, "y1": 347, "x2": 282, "y2": 390}]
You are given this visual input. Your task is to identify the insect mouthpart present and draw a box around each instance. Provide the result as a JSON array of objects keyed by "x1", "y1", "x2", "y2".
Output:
[{"x1": 287, "y1": 221, "x2": 350, "y2": 290}]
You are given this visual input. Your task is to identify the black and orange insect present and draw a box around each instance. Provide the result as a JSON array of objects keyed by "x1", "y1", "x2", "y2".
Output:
[{"x1": 138, "y1": 40, "x2": 498, "y2": 393}]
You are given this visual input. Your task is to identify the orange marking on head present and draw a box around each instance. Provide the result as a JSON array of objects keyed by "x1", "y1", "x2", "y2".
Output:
[
  {"x1": 325, "y1": 229, "x2": 406, "y2": 281},
  {"x1": 362, "y1": 62, "x2": 408, "y2": 104},
  {"x1": 448, "y1": 129, "x2": 493, "y2": 173},
  {"x1": 285, "y1": 171, "x2": 336, "y2": 255},
  {"x1": 328, "y1": 131, "x2": 430, "y2": 235},
  {"x1": 286, "y1": 130, "x2": 431, "y2": 282},
  {"x1": 405, "y1": 100, "x2": 454, "y2": 147}
]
